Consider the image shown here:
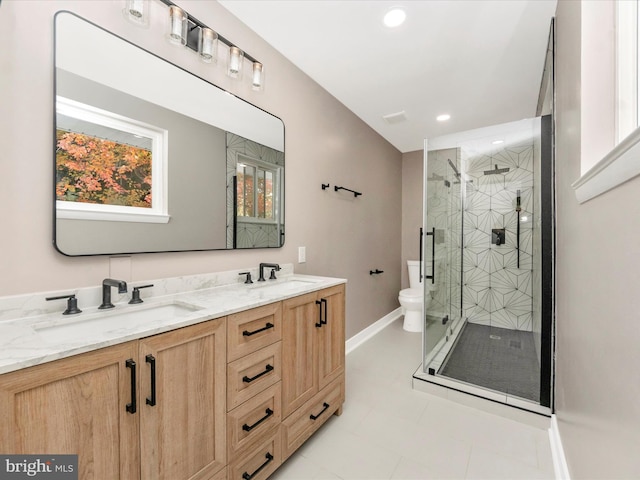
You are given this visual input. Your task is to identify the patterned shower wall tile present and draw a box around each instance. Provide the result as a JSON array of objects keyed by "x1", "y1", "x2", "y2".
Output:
[
  {"x1": 492, "y1": 308, "x2": 533, "y2": 331},
  {"x1": 463, "y1": 266, "x2": 491, "y2": 291},
  {"x1": 463, "y1": 211, "x2": 488, "y2": 232},
  {"x1": 465, "y1": 228, "x2": 492, "y2": 252},
  {"x1": 465, "y1": 189, "x2": 491, "y2": 214},
  {"x1": 466, "y1": 306, "x2": 492, "y2": 326},
  {"x1": 491, "y1": 268, "x2": 530, "y2": 292},
  {"x1": 463, "y1": 246, "x2": 490, "y2": 272},
  {"x1": 501, "y1": 289, "x2": 532, "y2": 316}
]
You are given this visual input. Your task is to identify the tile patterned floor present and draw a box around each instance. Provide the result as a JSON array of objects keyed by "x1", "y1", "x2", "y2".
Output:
[{"x1": 271, "y1": 319, "x2": 554, "y2": 480}]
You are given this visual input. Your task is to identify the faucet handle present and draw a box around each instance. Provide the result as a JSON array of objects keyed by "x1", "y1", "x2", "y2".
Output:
[
  {"x1": 46, "y1": 294, "x2": 82, "y2": 315},
  {"x1": 239, "y1": 272, "x2": 253, "y2": 284},
  {"x1": 269, "y1": 269, "x2": 278, "y2": 280},
  {"x1": 129, "y1": 284, "x2": 154, "y2": 304}
]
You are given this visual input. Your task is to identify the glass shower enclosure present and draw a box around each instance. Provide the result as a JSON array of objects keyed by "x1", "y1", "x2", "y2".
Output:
[{"x1": 417, "y1": 116, "x2": 553, "y2": 411}]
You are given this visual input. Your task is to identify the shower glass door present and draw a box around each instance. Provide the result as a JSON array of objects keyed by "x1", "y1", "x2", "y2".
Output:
[{"x1": 422, "y1": 143, "x2": 461, "y2": 370}]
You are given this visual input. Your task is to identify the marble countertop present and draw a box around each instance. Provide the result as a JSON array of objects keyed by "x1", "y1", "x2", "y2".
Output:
[{"x1": 0, "y1": 273, "x2": 346, "y2": 375}]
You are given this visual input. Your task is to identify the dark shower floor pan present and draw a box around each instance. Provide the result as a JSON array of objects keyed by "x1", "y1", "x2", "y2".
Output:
[{"x1": 439, "y1": 323, "x2": 540, "y2": 402}]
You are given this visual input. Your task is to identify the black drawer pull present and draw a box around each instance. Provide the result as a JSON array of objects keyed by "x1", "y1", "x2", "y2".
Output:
[
  {"x1": 242, "y1": 408, "x2": 274, "y2": 432},
  {"x1": 145, "y1": 354, "x2": 156, "y2": 407},
  {"x1": 309, "y1": 402, "x2": 330, "y2": 421},
  {"x1": 125, "y1": 359, "x2": 136, "y2": 414},
  {"x1": 242, "y1": 364, "x2": 274, "y2": 383},
  {"x1": 242, "y1": 452, "x2": 274, "y2": 480},
  {"x1": 243, "y1": 322, "x2": 274, "y2": 337}
]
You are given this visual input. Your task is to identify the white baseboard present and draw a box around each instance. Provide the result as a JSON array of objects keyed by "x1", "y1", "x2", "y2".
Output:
[
  {"x1": 549, "y1": 414, "x2": 571, "y2": 479},
  {"x1": 345, "y1": 308, "x2": 402, "y2": 355}
]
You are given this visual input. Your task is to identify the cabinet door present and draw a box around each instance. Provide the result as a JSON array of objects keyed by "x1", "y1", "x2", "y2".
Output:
[
  {"x1": 139, "y1": 318, "x2": 226, "y2": 480},
  {"x1": 281, "y1": 292, "x2": 318, "y2": 417},
  {"x1": 0, "y1": 341, "x2": 140, "y2": 479},
  {"x1": 317, "y1": 285, "x2": 346, "y2": 391}
]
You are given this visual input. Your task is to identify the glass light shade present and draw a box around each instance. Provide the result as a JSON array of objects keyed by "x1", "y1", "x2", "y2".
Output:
[
  {"x1": 123, "y1": 0, "x2": 149, "y2": 26},
  {"x1": 198, "y1": 27, "x2": 218, "y2": 63},
  {"x1": 227, "y1": 46, "x2": 244, "y2": 79},
  {"x1": 167, "y1": 5, "x2": 187, "y2": 46},
  {"x1": 251, "y1": 62, "x2": 264, "y2": 91}
]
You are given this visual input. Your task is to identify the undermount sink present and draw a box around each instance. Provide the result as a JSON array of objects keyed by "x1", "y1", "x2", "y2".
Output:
[
  {"x1": 34, "y1": 301, "x2": 203, "y2": 343},
  {"x1": 251, "y1": 277, "x2": 321, "y2": 293}
]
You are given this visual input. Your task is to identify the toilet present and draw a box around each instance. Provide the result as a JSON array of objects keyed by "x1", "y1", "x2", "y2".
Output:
[{"x1": 399, "y1": 260, "x2": 433, "y2": 332}]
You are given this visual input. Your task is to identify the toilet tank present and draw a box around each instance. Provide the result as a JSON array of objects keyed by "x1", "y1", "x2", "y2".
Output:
[{"x1": 407, "y1": 260, "x2": 433, "y2": 289}]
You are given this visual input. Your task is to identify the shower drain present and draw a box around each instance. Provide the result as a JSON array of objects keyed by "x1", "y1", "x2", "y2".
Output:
[{"x1": 489, "y1": 334, "x2": 501, "y2": 340}]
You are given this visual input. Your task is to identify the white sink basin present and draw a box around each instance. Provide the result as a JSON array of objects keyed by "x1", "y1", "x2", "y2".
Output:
[
  {"x1": 34, "y1": 301, "x2": 202, "y2": 343},
  {"x1": 251, "y1": 277, "x2": 321, "y2": 293}
]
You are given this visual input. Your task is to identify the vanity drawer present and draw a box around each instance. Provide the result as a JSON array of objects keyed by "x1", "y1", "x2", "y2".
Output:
[
  {"x1": 281, "y1": 376, "x2": 344, "y2": 461},
  {"x1": 227, "y1": 383, "x2": 281, "y2": 461},
  {"x1": 228, "y1": 303, "x2": 282, "y2": 363},
  {"x1": 227, "y1": 342, "x2": 281, "y2": 410},
  {"x1": 228, "y1": 427, "x2": 281, "y2": 480}
]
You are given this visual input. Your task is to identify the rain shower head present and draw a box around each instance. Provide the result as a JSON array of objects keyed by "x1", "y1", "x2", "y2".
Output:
[{"x1": 483, "y1": 164, "x2": 510, "y2": 175}]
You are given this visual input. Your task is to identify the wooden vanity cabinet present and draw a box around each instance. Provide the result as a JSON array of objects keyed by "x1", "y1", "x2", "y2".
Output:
[
  {"x1": 139, "y1": 319, "x2": 227, "y2": 480},
  {"x1": 0, "y1": 341, "x2": 140, "y2": 479},
  {"x1": 0, "y1": 317, "x2": 227, "y2": 480},
  {"x1": 0, "y1": 282, "x2": 346, "y2": 480},
  {"x1": 281, "y1": 284, "x2": 346, "y2": 459}
]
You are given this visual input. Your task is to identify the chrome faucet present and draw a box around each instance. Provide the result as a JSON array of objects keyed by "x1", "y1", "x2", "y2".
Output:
[
  {"x1": 258, "y1": 263, "x2": 280, "y2": 282},
  {"x1": 99, "y1": 278, "x2": 128, "y2": 309}
]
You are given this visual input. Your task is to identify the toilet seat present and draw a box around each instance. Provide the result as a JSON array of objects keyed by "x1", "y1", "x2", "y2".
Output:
[{"x1": 399, "y1": 287, "x2": 422, "y2": 299}]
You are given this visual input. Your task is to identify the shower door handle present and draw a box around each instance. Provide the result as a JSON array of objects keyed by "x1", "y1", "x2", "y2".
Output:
[
  {"x1": 419, "y1": 227, "x2": 423, "y2": 283},
  {"x1": 424, "y1": 227, "x2": 435, "y2": 284}
]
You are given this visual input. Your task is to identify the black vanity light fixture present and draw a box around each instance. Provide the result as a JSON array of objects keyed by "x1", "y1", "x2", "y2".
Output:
[{"x1": 123, "y1": 0, "x2": 265, "y2": 91}]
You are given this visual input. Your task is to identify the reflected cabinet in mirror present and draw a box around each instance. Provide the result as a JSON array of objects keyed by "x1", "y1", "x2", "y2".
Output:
[{"x1": 54, "y1": 11, "x2": 285, "y2": 256}]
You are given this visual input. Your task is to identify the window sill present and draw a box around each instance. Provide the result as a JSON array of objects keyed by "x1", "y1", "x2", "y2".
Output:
[
  {"x1": 573, "y1": 125, "x2": 640, "y2": 203},
  {"x1": 57, "y1": 201, "x2": 170, "y2": 224}
]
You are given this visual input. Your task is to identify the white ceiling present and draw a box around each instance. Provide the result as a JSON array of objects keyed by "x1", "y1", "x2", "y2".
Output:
[{"x1": 218, "y1": 0, "x2": 557, "y2": 153}]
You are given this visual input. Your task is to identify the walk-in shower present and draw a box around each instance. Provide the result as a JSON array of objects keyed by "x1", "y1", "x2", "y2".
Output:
[{"x1": 414, "y1": 116, "x2": 554, "y2": 413}]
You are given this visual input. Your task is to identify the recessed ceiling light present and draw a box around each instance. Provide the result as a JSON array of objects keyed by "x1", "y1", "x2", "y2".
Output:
[
  {"x1": 436, "y1": 114, "x2": 451, "y2": 122},
  {"x1": 384, "y1": 8, "x2": 406, "y2": 28},
  {"x1": 492, "y1": 140, "x2": 504, "y2": 145}
]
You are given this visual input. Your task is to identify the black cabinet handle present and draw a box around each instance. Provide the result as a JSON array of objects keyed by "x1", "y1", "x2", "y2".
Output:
[
  {"x1": 242, "y1": 408, "x2": 274, "y2": 432},
  {"x1": 321, "y1": 298, "x2": 328, "y2": 325},
  {"x1": 242, "y1": 322, "x2": 274, "y2": 337},
  {"x1": 125, "y1": 359, "x2": 137, "y2": 414},
  {"x1": 242, "y1": 364, "x2": 274, "y2": 383},
  {"x1": 242, "y1": 452, "x2": 274, "y2": 480},
  {"x1": 145, "y1": 354, "x2": 156, "y2": 407},
  {"x1": 309, "y1": 402, "x2": 330, "y2": 421},
  {"x1": 315, "y1": 300, "x2": 323, "y2": 327}
]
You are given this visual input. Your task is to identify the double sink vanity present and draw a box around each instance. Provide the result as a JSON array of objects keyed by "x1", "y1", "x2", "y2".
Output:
[{"x1": 0, "y1": 266, "x2": 346, "y2": 480}]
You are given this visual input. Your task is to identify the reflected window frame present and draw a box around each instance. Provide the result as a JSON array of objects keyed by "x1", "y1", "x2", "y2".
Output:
[{"x1": 55, "y1": 96, "x2": 169, "y2": 224}]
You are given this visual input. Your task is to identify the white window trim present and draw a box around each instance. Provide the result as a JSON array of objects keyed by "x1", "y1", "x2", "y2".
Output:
[
  {"x1": 573, "y1": 1, "x2": 640, "y2": 203},
  {"x1": 56, "y1": 96, "x2": 169, "y2": 223},
  {"x1": 236, "y1": 153, "x2": 281, "y2": 225}
]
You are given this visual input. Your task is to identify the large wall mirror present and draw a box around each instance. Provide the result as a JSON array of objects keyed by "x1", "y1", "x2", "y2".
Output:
[{"x1": 54, "y1": 11, "x2": 285, "y2": 256}]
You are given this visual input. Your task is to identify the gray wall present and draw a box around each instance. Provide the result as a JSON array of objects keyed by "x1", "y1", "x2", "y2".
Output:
[
  {"x1": 555, "y1": 1, "x2": 640, "y2": 477},
  {"x1": 0, "y1": 0, "x2": 402, "y2": 339},
  {"x1": 401, "y1": 150, "x2": 423, "y2": 290}
]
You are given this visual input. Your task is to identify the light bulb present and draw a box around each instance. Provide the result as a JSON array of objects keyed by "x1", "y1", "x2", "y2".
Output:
[
  {"x1": 227, "y1": 46, "x2": 244, "y2": 78},
  {"x1": 123, "y1": 0, "x2": 149, "y2": 26},
  {"x1": 168, "y1": 6, "x2": 187, "y2": 46},
  {"x1": 252, "y1": 62, "x2": 264, "y2": 91},
  {"x1": 199, "y1": 27, "x2": 217, "y2": 63}
]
